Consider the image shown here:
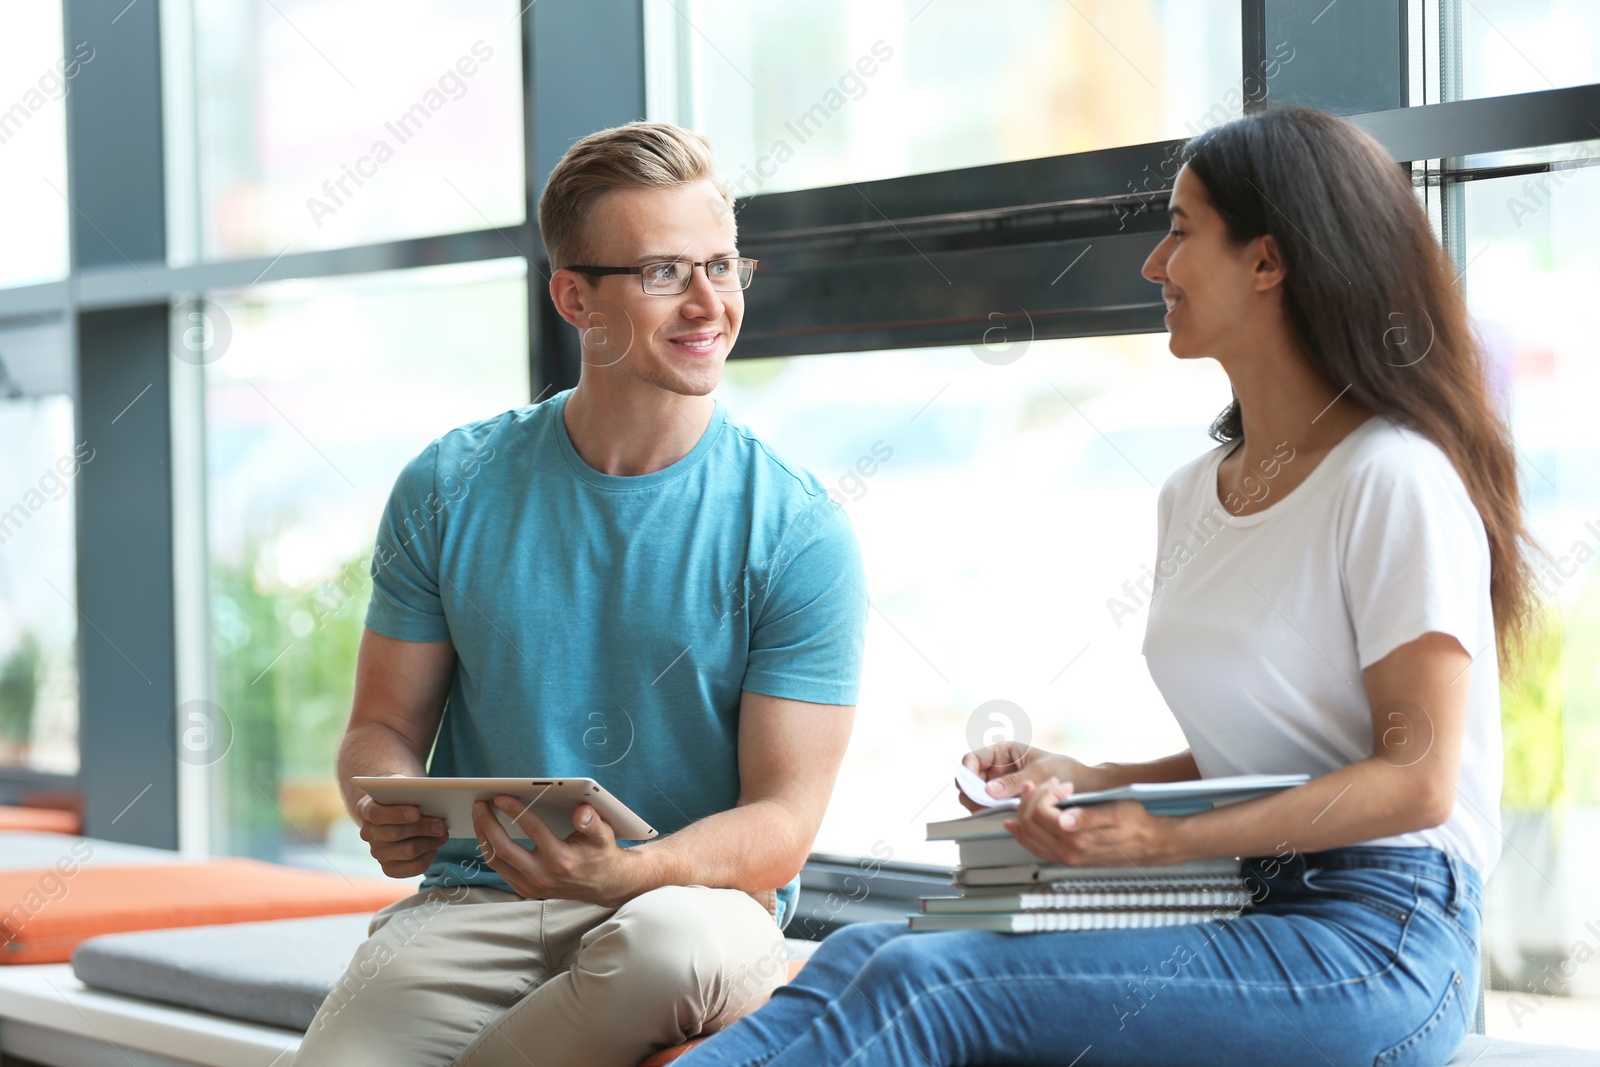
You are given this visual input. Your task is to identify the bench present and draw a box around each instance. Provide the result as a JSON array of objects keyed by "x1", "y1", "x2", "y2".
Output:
[{"x1": 2, "y1": 832, "x2": 1594, "y2": 1065}]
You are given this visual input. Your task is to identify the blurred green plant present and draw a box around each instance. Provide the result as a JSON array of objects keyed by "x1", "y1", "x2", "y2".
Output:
[
  {"x1": 1501, "y1": 609, "x2": 1565, "y2": 809},
  {"x1": 0, "y1": 631, "x2": 40, "y2": 749},
  {"x1": 213, "y1": 541, "x2": 369, "y2": 858},
  {"x1": 1500, "y1": 568, "x2": 1600, "y2": 808},
  {"x1": 1559, "y1": 570, "x2": 1600, "y2": 806}
]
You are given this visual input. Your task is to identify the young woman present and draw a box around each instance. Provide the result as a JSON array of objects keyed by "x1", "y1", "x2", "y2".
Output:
[{"x1": 675, "y1": 107, "x2": 1533, "y2": 1067}]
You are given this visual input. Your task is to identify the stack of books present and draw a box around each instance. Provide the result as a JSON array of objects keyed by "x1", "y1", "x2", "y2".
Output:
[{"x1": 910, "y1": 773, "x2": 1309, "y2": 933}]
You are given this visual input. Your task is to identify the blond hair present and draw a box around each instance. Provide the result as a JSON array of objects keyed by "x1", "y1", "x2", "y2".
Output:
[{"x1": 537, "y1": 121, "x2": 734, "y2": 271}]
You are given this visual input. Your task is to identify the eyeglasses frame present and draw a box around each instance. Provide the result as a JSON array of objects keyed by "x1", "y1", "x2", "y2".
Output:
[{"x1": 564, "y1": 257, "x2": 759, "y2": 295}]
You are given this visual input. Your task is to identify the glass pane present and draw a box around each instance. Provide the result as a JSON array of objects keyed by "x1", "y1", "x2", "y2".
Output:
[
  {"x1": 0, "y1": 395, "x2": 80, "y2": 774},
  {"x1": 191, "y1": 0, "x2": 525, "y2": 260},
  {"x1": 718, "y1": 337, "x2": 1233, "y2": 864},
  {"x1": 204, "y1": 259, "x2": 529, "y2": 873},
  {"x1": 651, "y1": 0, "x2": 1242, "y2": 195},
  {"x1": 1461, "y1": 0, "x2": 1600, "y2": 101},
  {"x1": 1463, "y1": 167, "x2": 1600, "y2": 1044},
  {"x1": 0, "y1": 1, "x2": 71, "y2": 287}
]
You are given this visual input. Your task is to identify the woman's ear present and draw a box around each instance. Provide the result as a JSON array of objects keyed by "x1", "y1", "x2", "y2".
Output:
[{"x1": 1251, "y1": 233, "x2": 1288, "y2": 293}]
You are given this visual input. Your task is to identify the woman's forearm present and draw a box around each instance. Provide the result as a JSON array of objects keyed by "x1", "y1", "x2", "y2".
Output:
[
  {"x1": 1166, "y1": 755, "x2": 1447, "y2": 863},
  {"x1": 1079, "y1": 750, "x2": 1199, "y2": 791}
]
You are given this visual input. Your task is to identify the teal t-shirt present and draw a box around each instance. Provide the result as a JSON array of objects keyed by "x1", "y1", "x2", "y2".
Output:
[{"x1": 364, "y1": 390, "x2": 867, "y2": 928}]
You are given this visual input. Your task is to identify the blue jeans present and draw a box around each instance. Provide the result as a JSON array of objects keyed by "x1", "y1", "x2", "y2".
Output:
[{"x1": 678, "y1": 846, "x2": 1482, "y2": 1067}]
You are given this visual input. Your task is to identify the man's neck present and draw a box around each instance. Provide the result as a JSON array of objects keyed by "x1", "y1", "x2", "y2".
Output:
[{"x1": 561, "y1": 376, "x2": 715, "y2": 477}]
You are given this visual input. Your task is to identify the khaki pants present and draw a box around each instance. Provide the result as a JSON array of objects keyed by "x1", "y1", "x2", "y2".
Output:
[{"x1": 292, "y1": 884, "x2": 787, "y2": 1067}]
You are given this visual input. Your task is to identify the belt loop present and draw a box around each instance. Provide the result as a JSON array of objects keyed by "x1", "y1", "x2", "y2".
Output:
[{"x1": 1443, "y1": 851, "x2": 1466, "y2": 916}]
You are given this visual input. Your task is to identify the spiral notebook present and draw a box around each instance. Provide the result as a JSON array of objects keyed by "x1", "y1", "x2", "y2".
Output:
[
  {"x1": 909, "y1": 908, "x2": 1241, "y2": 933},
  {"x1": 920, "y1": 884, "x2": 1253, "y2": 914}
]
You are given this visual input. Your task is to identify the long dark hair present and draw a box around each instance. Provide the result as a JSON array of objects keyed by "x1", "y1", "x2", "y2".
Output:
[{"x1": 1180, "y1": 106, "x2": 1533, "y2": 667}]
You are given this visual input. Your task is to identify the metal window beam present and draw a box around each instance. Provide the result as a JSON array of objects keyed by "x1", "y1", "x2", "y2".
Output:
[
  {"x1": 1351, "y1": 83, "x2": 1600, "y2": 164},
  {"x1": 522, "y1": 0, "x2": 647, "y2": 396},
  {"x1": 74, "y1": 304, "x2": 179, "y2": 847},
  {"x1": 61, "y1": 0, "x2": 175, "y2": 847},
  {"x1": 72, "y1": 228, "x2": 537, "y2": 311}
]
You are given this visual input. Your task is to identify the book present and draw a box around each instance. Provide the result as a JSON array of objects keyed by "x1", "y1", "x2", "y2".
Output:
[
  {"x1": 931, "y1": 772, "x2": 1311, "y2": 833},
  {"x1": 957, "y1": 831, "x2": 1249, "y2": 870},
  {"x1": 925, "y1": 808, "x2": 1015, "y2": 841},
  {"x1": 953, "y1": 858, "x2": 1241, "y2": 887},
  {"x1": 956, "y1": 834, "x2": 1044, "y2": 869},
  {"x1": 920, "y1": 885, "x2": 1253, "y2": 914},
  {"x1": 908, "y1": 907, "x2": 1241, "y2": 933},
  {"x1": 954, "y1": 875, "x2": 1246, "y2": 896},
  {"x1": 921, "y1": 773, "x2": 1265, "y2": 935}
]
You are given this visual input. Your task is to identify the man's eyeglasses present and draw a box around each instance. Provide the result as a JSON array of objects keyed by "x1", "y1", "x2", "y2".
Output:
[{"x1": 567, "y1": 257, "x2": 758, "y2": 296}]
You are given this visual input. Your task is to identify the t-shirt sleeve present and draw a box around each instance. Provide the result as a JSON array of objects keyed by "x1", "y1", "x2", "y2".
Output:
[
  {"x1": 1339, "y1": 442, "x2": 1491, "y2": 670},
  {"x1": 742, "y1": 494, "x2": 868, "y2": 707},
  {"x1": 364, "y1": 440, "x2": 453, "y2": 642}
]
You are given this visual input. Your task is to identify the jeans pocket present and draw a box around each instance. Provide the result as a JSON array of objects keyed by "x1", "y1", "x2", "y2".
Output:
[
  {"x1": 1299, "y1": 867, "x2": 1419, "y2": 920},
  {"x1": 1372, "y1": 971, "x2": 1468, "y2": 1067}
]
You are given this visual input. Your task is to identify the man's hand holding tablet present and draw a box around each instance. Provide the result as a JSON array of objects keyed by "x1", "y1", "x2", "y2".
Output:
[
  {"x1": 353, "y1": 775, "x2": 451, "y2": 879},
  {"x1": 353, "y1": 776, "x2": 660, "y2": 906},
  {"x1": 470, "y1": 793, "x2": 642, "y2": 907}
]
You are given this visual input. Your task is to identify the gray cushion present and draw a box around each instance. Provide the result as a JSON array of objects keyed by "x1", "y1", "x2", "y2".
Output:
[
  {"x1": 73, "y1": 913, "x2": 375, "y2": 1031},
  {"x1": 0, "y1": 831, "x2": 191, "y2": 870},
  {"x1": 73, "y1": 910, "x2": 824, "y2": 1034},
  {"x1": 1448, "y1": 1035, "x2": 1600, "y2": 1065}
]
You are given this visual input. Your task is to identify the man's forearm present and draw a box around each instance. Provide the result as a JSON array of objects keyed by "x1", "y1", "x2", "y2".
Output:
[
  {"x1": 623, "y1": 798, "x2": 811, "y2": 901},
  {"x1": 336, "y1": 721, "x2": 429, "y2": 822}
]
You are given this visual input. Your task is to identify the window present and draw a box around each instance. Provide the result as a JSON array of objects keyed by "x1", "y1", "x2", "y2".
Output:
[
  {"x1": 649, "y1": 0, "x2": 1242, "y2": 197},
  {"x1": 202, "y1": 260, "x2": 528, "y2": 870},
  {"x1": 0, "y1": 0, "x2": 71, "y2": 288},
  {"x1": 186, "y1": 0, "x2": 526, "y2": 260},
  {"x1": 719, "y1": 336, "x2": 1232, "y2": 864},
  {"x1": 0, "y1": 387, "x2": 80, "y2": 775},
  {"x1": 1460, "y1": 0, "x2": 1600, "y2": 101},
  {"x1": 1461, "y1": 159, "x2": 1600, "y2": 1034}
]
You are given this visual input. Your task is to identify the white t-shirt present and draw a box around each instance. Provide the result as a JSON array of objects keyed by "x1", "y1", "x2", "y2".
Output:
[{"x1": 1141, "y1": 416, "x2": 1502, "y2": 878}]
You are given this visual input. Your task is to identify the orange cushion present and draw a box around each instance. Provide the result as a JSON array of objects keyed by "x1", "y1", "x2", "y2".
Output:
[
  {"x1": 0, "y1": 806, "x2": 81, "y2": 835},
  {"x1": 0, "y1": 858, "x2": 410, "y2": 965},
  {"x1": 639, "y1": 958, "x2": 808, "y2": 1066}
]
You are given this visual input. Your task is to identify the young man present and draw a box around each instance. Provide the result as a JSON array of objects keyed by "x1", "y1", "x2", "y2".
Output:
[{"x1": 294, "y1": 122, "x2": 866, "y2": 1067}]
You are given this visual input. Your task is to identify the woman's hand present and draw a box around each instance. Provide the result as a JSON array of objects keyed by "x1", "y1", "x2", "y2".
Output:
[
  {"x1": 1005, "y1": 778, "x2": 1185, "y2": 868},
  {"x1": 958, "y1": 743, "x2": 1090, "y2": 813}
]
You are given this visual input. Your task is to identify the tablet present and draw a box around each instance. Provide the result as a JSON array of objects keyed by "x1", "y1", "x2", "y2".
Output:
[{"x1": 353, "y1": 776, "x2": 659, "y2": 842}]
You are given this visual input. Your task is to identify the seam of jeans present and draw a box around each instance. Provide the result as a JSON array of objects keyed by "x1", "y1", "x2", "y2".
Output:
[
  {"x1": 1295, "y1": 869, "x2": 1422, "y2": 937},
  {"x1": 1412, "y1": 895, "x2": 1481, "y2": 953},
  {"x1": 1372, "y1": 970, "x2": 1465, "y2": 1066}
]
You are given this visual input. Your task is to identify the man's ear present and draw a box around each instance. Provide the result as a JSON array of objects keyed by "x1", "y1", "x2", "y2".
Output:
[
  {"x1": 1251, "y1": 233, "x2": 1288, "y2": 293},
  {"x1": 549, "y1": 270, "x2": 592, "y2": 330}
]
